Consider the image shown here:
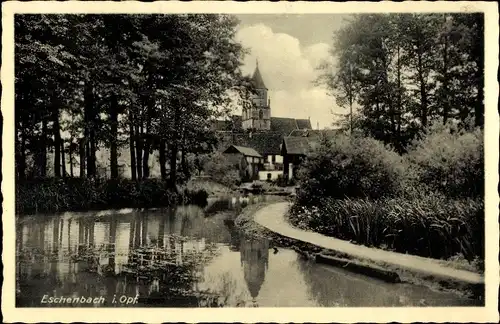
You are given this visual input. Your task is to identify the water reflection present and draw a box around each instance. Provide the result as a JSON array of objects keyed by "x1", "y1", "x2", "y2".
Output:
[
  {"x1": 241, "y1": 235, "x2": 268, "y2": 306},
  {"x1": 16, "y1": 197, "x2": 480, "y2": 308}
]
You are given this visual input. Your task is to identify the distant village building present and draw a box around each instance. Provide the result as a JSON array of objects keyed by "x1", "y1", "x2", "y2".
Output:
[
  {"x1": 222, "y1": 145, "x2": 264, "y2": 181},
  {"x1": 281, "y1": 129, "x2": 340, "y2": 180},
  {"x1": 215, "y1": 61, "x2": 314, "y2": 181}
]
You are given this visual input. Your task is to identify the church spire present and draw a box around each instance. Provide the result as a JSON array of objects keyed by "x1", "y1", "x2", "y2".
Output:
[{"x1": 252, "y1": 59, "x2": 267, "y2": 90}]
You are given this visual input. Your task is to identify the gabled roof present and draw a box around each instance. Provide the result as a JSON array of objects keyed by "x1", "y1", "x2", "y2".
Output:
[
  {"x1": 223, "y1": 145, "x2": 262, "y2": 158},
  {"x1": 218, "y1": 132, "x2": 284, "y2": 156},
  {"x1": 282, "y1": 137, "x2": 318, "y2": 155},
  {"x1": 270, "y1": 117, "x2": 300, "y2": 136},
  {"x1": 296, "y1": 118, "x2": 312, "y2": 130},
  {"x1": 251, "y1": 64, "x2": 267, "y2": 89},
  {"x1": 282, "y1": 129, "x2": 341, "y2": 155}
]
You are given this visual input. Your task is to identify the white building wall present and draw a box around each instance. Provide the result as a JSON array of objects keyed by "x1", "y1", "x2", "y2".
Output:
[{"x1": 258, "y1": 170, "x2": 283, "y2": 181}]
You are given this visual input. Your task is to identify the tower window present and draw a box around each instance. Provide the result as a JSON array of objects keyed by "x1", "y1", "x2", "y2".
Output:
[{"x1": 259, "y1": 109, "x2": 263, "y2": 119}]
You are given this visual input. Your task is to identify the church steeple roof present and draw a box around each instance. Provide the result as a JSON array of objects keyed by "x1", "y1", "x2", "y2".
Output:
[{"x1": 251, "y1": 60, "x2": 267, "y2": 90}]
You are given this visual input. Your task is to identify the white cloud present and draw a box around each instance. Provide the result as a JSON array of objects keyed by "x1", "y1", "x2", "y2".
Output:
[{"x1": 235, "y1": 23, "x2": 343, "y2": 129}]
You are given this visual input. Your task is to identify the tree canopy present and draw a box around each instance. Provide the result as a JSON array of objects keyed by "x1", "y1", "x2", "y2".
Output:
[
  {"x1": 319, "y1": 13, "x2": 484, "y2": 153},
  {"x1": 15, "y1": 14, "x2": 250, "y2": 187}
]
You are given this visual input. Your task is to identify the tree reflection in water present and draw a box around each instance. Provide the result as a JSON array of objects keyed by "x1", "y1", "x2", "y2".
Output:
[{"x1": 15, "y1": 206, "x2": 239, "y2": 307}]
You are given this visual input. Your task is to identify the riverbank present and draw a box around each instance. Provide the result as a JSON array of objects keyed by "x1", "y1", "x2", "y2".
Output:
[
  {"x1": 235, "y1": 201, "x2": 484, "y2": 301},
  {"x1": 16, "y1": 177, "x2": 209, "y2": 216}
]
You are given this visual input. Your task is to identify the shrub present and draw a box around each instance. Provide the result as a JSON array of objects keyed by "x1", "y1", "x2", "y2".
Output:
[
  {"x1": 407, "y1": 122, "x2": 483, "y2": 198},
  {"x1": 16, "y1": 177, "x2": 207, "y2": 215},
  {"x1": 289, "y1": 195, "x2": 484, "y2": 265},
  {"x1": 203, "y1": 152, "x2": 241, "y2": 187},
  {"x1": 296, "y1": 134, "x2": 405, "y2": 204}
]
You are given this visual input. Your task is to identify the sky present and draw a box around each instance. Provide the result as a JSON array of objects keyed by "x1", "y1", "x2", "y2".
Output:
[{"x1": 234, "y1": 14, "x2": 350, "y2": 129}]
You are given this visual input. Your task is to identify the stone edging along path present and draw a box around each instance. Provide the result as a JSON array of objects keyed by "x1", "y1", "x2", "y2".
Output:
[{"x1": 254, "y1": 201, "x2": 484, "y2": 286}]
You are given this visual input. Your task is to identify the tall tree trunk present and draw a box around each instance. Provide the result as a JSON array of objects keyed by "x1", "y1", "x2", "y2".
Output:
[
  {"x1": 159, "y1": 138, "x2": 166, "y2": 180},
  {"x1": 41, "y1": 120, "x2": 48, "y2": 177},
  {"x1": 53, "y1": 103, "x2": 61, "y2": 177},
  {"x1": 135, "y1": 122, "x2": 143, "y2": 180},
  {"x1": 89, "y1": 130, "x2": 97, "y2": 178},
  {"x1": 69, "y1": 143, "x2": 74, "y2": 177},
  {"x1": 79, "y1": 138, "x2": 86, "y2": 178},
  {"x1": 84, "y1": 82, "x2": 96, "y2": 178},
  {"x1": 142, "y1": 96, "x2": 154, "y2": 179},
  {"x1": 129, "y1": 110, "x2": 137, "y2": 181},
  {"x1": 142, "y1": 136, "x2": 151, "y2": 179},
  {"x1": 180, "y1": 133, "x2": 190, "y2": 181},
  {"x1": 61, "y1": 140, "x2": 66, "y2": 177},
  {"x1": 417, "y1": 52, "x2": 428, "y2": 128},
  {"x1": 109, "y1": 95, "x2": 119, "y2": 179},
  {"x1": 168, "y1": 106, "x2": 180, "y2": 190},
  {"x1": 168, "y1": 142, "x2": 178, "y2": 190}
]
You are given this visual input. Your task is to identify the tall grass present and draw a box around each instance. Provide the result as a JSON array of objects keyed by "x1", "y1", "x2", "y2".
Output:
[
  {"x1": 289, "y1": 196, "x2": 484, "y2": 265},
  {"x1": 16, "y1": 177, "x2": 208, "y2": 215}
]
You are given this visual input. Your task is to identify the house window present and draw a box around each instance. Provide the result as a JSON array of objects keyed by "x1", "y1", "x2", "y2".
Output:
[
  {"x1": 259, "y1": 109, "x2": 263, "y2": 119},
  {"x1": 272, "y1": 155, "x2": 276, "y2": 164}
]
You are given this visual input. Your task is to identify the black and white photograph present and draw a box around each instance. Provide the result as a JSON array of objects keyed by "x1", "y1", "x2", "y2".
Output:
[{"x1": 2, "y1": 1, "x2": 499, "y2": 323}]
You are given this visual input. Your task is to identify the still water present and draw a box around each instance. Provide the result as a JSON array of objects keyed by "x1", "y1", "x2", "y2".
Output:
[{"x1": 16, "y1": 196, "x2": 480, "y2": 307}]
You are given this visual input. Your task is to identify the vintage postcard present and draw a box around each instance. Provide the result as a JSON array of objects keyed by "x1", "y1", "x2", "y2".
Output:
[{"x1": 2, "y1": 1, "x2": 499, "y2": 323}]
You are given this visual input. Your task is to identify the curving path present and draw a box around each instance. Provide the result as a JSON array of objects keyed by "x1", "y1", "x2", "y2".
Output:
[{"x1": 254, "y1": 202, "x2": 483, "y2": 285}]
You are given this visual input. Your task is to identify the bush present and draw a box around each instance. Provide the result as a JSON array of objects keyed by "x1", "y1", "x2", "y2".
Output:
[
  {"x1": 296, "y1": 135, "x2": 405, "y2": 204},
  {"x1": 289, "y1": 195, "x2": 484, "y2": 265},
  {"x1": 203, "y1": 152, "x2": 241, "y2": 187},
  {"x1": 407, "y1": 122, "x2": 483, "y2": 198},
  {"x1": 16, "y1": 177, "x2": 207, "y2": 215}
]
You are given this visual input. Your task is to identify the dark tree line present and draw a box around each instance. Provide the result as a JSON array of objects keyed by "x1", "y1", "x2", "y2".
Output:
[
  {"x1": 319, "y1": 13, "x2": 484, "y2": 153},
  {"x1": 15, "y1": 14, "x2": 253, "y2": 188}
]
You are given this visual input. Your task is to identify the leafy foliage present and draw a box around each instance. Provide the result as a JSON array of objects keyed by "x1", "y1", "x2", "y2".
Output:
[
  {"x1": 296, "y1": 134, "x2": 404, "y2": 204},
  {"x1": 319, "y1": 13, "x2": 484, "y2": 152},
  {"x1": 15, "y1": 14, "x2": 249, "y2": 187},
  {"x1": 407, "y1": 122, "x2": 484, "y2": 198},
  {"x1": 203, "y1": 152, "x2": 241, "y2": 188}
]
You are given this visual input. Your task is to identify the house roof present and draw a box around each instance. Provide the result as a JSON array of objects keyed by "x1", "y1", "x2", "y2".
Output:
[
  {"x1": 270, "y1": 117, "x2": 300, "y2": 136},
  {"x1": 282, "y1": 129, "x2": 341, "y2": 155},
  {"x1": 296, "y1": 118, "x2": 312, "y2": 130},
  {"x1": 223, "y1": 145, "x2": 263, "y2": 158},
  {"x1": 218, "y1": 132, "x2": 284, "y2": 156},
  {"x1": 282, "y1": 137, "x2": 318, "y2": 155},
  {"x1": 288, "y1": 129, "x2": 341, "y2": 138},
  {"x1": 212, "y1": 116, "x2": 312, "y2": 135}
]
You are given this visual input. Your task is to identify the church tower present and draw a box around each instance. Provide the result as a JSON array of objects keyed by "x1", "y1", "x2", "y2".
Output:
[{"x1": 242, "y1": 60, "x2": 271, "y2": 131}]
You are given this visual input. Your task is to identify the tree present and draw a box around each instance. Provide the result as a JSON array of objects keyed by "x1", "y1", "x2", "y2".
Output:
[{"x1": 319, "y1": 13, "x2": 484, "y2": 153}]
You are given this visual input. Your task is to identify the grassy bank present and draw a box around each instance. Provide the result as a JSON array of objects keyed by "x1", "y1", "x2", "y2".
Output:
[
  {"x1": 185, "y1": 177, "x2": 236, "y2": 197},
  {"x1": 16, "y1": 177, "x2": 208, "y2": 216},
  {"x1": 288, "y1": 196, "x2": 484, "y2": 273}
]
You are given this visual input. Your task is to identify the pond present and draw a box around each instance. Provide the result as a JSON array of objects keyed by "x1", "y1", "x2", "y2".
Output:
[{"x1": 16, "y1": 195, "x2": 481, "y2": 307}]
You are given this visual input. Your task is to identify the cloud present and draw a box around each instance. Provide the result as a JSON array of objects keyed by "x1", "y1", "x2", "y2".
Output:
[{"x1": 235, "y1": 23, "x2": 343, "y2": 128}]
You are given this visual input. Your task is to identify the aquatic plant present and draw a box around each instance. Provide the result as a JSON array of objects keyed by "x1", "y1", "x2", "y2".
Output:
[{"x1": 289, "y1": 196, "x2": 484, "y2": 268}]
